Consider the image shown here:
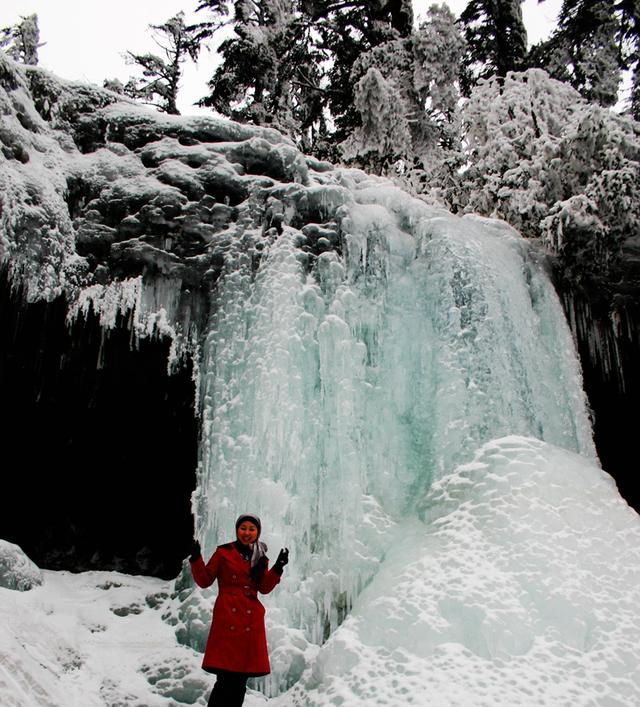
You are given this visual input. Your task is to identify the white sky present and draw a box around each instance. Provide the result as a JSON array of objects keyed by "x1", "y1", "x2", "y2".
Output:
[{"x1": 1, "y1": 0, "x2": 562, "y2": 116}]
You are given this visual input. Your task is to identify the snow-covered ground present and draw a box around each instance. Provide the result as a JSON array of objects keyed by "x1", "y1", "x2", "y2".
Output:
[
  {"x1": 2, "y1": 437, "x2": 640, "y2": 706},
  {"x1": 0, "y1": 567, "x2": 215, "y2": 706}
]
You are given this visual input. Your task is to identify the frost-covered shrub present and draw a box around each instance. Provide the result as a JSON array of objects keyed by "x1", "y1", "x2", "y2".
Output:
[
  {"x1": 0, "y1": 540, "x2": 43, "y2": 591},
  {"x1": 24, "y1": 66, "x2": 120, "y2": 128},
  {"x1": 455, "y1": 69, "x2": 640, "y2": 277}
]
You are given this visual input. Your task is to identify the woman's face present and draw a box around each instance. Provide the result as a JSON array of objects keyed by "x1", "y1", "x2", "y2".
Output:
[{"x1": 237, "y1": 521, "x2": 259, "y2": 545}]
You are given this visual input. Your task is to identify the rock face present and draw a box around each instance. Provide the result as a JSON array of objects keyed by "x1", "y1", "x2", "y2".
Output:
[
  {"x1": 557, "y1": 283, "x2": 640, "y2": 511},
  {"x1": 0, "y1": 540, "x2": 43, "y2": 591},
  {"x1": 0, "y1": 53, "x2": 336, "y2": 357}
]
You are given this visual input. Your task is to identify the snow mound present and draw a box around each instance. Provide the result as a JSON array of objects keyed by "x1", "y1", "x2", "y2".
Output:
[
  {"x1": 282, "y1": 436, "x2": 640, "y2": 706},
  {"x1": 0, "y1": 540, "x2": 42, "y2": 591}
]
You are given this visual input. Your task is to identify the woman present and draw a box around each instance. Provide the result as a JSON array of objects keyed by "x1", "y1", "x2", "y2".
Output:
[{"x1": 189, "y1": 514, "x2": 289, "y2": 707}]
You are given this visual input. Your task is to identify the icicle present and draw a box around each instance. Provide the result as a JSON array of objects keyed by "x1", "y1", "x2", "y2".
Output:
[
  {"x1": 561, "y1": 291, "x2": 630, "y2": 393},
  {"x1": 65, "y1": 275, "x2": 203, "y2": 371}
]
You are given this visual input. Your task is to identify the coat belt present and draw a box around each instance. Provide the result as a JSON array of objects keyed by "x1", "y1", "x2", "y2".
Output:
[{"x1": 219, "y1": 588, "x2": 258, "y2": 598}]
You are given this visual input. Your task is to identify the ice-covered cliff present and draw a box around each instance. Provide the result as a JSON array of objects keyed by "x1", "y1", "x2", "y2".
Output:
[{"x1": 2, "y1": 53, "x2": 640, "y2": 706}]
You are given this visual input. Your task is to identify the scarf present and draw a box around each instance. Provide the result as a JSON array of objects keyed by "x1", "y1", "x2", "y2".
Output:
[{"x1": 235, "y1": 539, "x2": 268, "y2": 580}]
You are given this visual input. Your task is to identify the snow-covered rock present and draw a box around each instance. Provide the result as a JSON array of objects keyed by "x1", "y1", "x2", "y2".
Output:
[
  {"x1": 0, "y1": 540, "x2": 43, "y2": 591},
  {"x1": 0, "y1": 51, "x2": 359, "y2": 362}
]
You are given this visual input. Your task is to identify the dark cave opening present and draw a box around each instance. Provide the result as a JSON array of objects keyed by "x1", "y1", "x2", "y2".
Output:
[
  {"x1": 0, "y1": 271, "x2": 198, "y2": 579},
  {"x1": 578, "y1": 335, "x2": 640, "y2": 515}
]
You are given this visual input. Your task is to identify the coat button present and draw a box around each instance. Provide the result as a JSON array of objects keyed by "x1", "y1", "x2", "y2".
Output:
[
  {"x1": 232, "y1": 574, "x2": 237, "y2": 579},
  {"x1": 230, "y1": 626, "x2": 235, "y2": 630},
  {"x1": 232, "y1": 608, "x2": 237, "y2": 613},
  {"x1": 245, "y1": 627, "x2": 250, "y2": 632},
  {"x1": 243, "y1": 585, "x2": 249, "y2": 589},
  {"x1": 247, "y1": 609, "x2": 251, "y2": 614}
]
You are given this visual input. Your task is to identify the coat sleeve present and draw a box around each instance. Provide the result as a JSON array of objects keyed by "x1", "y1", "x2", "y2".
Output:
[
  {"x1": 257, "y1": 563, "x2": 281, "y2": 595},
  {"x1": 190, "y1": 549, "x2": 221, "y2": 588}
]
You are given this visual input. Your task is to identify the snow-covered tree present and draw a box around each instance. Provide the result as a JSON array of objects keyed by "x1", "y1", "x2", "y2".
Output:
[
  {"x1": 196, "y1": 0, "x2": 327, "y2": 150},
  {"x1": 632, "y1": 69, "x2": 640, "y2": 120},
  {"x1": 196, "y1": 0, "x2": 415, "y2": 155},
  {"x1": 541, "y1": 107, "x2": 640, "y2": 279},
  {"x1": 206, "y1": 1, "x2": 317, "y2": 140},
  {"x1": 342, "y1": 66, "x2": 412, "y2": 174},
  {"x1": 0, "y1": 14, "x2": 42, "y2": 65},
  {"x1": 412, "y1": 5, "x2": 465, "y2": 155},
  {"x1": 530, "y1": 0, "x2": 622, "y2": 108},
  {"x1": 343, "y1": 4, "x2": 464, "y2": 195},
  {"x1": 454, "y1": 68, "x2": 640, "y2": 280},
  {"x1": 616, "y1": 0, "x2": 640, "y2": 119},
  {"x1": 124, "y1": 13, "x2": 204, "y2": 115},
  {"x1": 458, "y1": 0, "x2": 527, "y2": 96},
  {"x1": 310, "y1": 0, "x2": 414, "y2": 148}
]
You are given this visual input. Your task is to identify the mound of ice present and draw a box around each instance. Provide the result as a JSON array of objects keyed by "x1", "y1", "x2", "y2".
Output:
[
  {"x1": 0, "y1": 540, "x2": 43, "y2": 591},
  {"x1": 282, "y1": 437, "x2": 640, "y2": 706}
]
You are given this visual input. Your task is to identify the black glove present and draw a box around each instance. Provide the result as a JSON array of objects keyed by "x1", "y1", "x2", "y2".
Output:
[
  {"x1": 273, "y1": 547, "x2": 289, "y2": 574},
  {"x1": 189, "y1": 539, "x2": 201, "y2": 562}
]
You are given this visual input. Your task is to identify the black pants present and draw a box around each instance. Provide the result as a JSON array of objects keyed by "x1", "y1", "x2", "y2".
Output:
[{"x1": 207, "y1": 671, "x2": 249, "y2": 707}]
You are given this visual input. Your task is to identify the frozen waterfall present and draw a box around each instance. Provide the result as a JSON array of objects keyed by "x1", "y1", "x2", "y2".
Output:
[
  {"x1": 191, "y1": 179, "x2": 596, "y2": 693},
  {"x1": 2, "y1": 57, "x2": 638, "y2": 706}
]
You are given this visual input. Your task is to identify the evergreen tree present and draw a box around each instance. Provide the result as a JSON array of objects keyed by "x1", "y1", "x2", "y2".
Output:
[
  {"x1": 453, "y1": 68, "x2": 640, "y2": 281},
  {"x1": 342, "y1": 66, "x2": 412, "y2": 174},
  {"x1": 345, "y1": 34, "x2": 413, "y2": 164},
  {"x1": 124, "y1": 12, "x2": 204, "y2": 115},
  {"x1": 530, "y1": 0, "x2": 623, "y2": 108},
  {"x1": 0, "y1": 14, "x2": 43, "y2": 65},
  {"x1": 412, "y1": 5, "x2": 465, "y2": 155},
  {"x1": 458, "y1": 0, "x2": 527, "y2": 96},
  {"x1": 311, "y1": 0, "x2": 414, "y2": 149},
  {"x1": 196, "y1": 0, "x2": 324, "y2": 149},
  {"x1": 196, "y1": 0, "x2": 414, "y2": 155},
  {"x1": 617, "y1": 0, "x2": 640, "y2": 119},
  {"x1": 344, "y1": 4, "x2": 463, "y2": 183},
  {"x1": 632, "y1": 69, "x2": 640, "y2": 120}
]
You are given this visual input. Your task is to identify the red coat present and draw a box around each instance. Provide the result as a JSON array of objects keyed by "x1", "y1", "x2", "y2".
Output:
[{"x1": 190, "y1": 542, "x2": 281, "y2": 676}]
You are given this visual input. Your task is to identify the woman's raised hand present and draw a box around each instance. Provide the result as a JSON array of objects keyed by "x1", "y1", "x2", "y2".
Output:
[
  {"x1": 274, "y1": 548, "x2": 289, "y2": 573},
  {"x1": 189, "y1": 539, "x2": 201, "y2": 562}
]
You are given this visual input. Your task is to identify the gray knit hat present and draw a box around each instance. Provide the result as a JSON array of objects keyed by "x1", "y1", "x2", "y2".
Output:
[{"x1": 235, "y1": 514, "x2": 262, "y2": 536}]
